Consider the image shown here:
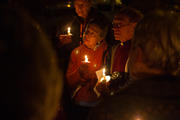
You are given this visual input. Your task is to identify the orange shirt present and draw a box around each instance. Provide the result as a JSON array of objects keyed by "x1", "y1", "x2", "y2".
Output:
[{"x1": 66, "y1": 42, "x2": 107, "y2": 103}]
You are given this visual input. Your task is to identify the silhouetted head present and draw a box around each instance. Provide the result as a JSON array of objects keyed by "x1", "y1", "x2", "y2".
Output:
[
  {"x1": 129, "y1": 10, "x2": 180, "y2": 79},
  {"x1": 73, "y1": 0, "x2": 92, "y2": 19},
  {"x1": 0, "y1": 5, "x2": 63, "y2": 120}
]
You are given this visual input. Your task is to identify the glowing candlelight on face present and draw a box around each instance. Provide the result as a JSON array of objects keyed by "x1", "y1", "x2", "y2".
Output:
[
  {"x1": 82, "y1": 55, "x2": 90, "y2": 63},
  {"x1": 67, "y1": 27, "x2": 72, "y2": 35}
]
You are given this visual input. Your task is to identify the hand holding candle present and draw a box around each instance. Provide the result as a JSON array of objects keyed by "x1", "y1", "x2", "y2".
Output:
[
  {"x1": 94, "y1": 67, "x2": 112, "y2": 95},
  {"x1": 79, "y1": 64, "x2": 96, "y2": 81},
  {"x1": 100, "y1": 68, "x2": 111, "y2": 83},
  {"x1": 58, "y1": 26, "x2": 72, "y2": 46}
]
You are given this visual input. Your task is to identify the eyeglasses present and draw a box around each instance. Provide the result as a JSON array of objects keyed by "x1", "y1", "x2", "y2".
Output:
[{"x1": 112, "y1": 23, "x2": 130, "y2": 28}]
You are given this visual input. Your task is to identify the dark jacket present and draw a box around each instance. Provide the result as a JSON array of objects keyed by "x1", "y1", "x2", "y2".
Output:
[{"x1": 89, "y1": 75, "x2": 180, "y2": 120}]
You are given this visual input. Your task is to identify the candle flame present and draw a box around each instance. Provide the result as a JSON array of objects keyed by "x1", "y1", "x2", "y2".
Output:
[
  {"x1": 82, "y1": 55, "x2": 90, "y2": 63},
  {"x1": 67, "y1": 27, "x2": 71, "y2": 35},
  {"x1": 67, "y1": 4, "x2": 71, "y2": 7},
  {"x1": 84, "y1": 55, "x2": 89, "y2": 63},
  {"x1": 100, "y1": 68, "x2": 111, "y2": 83},
  {"x1": 103, "y1": 68, "x2": 106, "y2": 76}
]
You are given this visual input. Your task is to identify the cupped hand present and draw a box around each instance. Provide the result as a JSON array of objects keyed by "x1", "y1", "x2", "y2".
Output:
[{"x1": 59, "y1": 34, "x2": 72, "y2": 45}]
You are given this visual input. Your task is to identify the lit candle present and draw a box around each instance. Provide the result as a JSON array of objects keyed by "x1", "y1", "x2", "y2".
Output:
[
  {"x1": 67, "y1": 27, "x2": 72, "y2": 35},
  {"x1": 100, "y1": 75, "x2": 111, "y2": 83},
  {"x1": 82, "y1": 55, "x2": 90, "y2": 63},
  {"x1": 100, "y1": 68, "x2": 111, "y2": 82},
  {"x1": 67, "y1": 4, "x2": 71, "y2": 8}
]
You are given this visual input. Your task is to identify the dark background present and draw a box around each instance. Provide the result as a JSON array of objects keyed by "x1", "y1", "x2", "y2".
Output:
[{"x1": 1, "y1": 0, "x2": 179, "y2": 46}]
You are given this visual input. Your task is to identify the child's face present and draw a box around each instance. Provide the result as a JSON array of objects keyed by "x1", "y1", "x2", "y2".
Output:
[{"x1": 83, "y1": 24, "x2": 103, "y2": 49}]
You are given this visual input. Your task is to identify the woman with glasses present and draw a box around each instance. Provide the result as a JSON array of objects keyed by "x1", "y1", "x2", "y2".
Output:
[{"x1": 66, "y1": 17, "x2": 109, "y2": 120}]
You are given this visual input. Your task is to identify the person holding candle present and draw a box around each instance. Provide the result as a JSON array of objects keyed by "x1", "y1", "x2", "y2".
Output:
[
  {"x1": 57, "y1": 0, "x2": 93, "y2": 48},
  {"x1": 66, "y1": 16, "x2": 109, "y2": 120},
  {"x1": 96, "y1": 7, "x2": 143, "y2": 96},
  {"x1": 57, "y1": 0, "x2": 109, "y2": 51},
  {"x1": 109, "y1": 6, "x2": 143, "y2": 73},
  {"x1": 56, "y1": 1, "x2": 111, "y2": 119},
  {"x1": 88, "y1": 10, "x2": 180, "y2": 120},
  {"x1": 60, "y1": 0, "x2": 109, "y2": 44},
  {"x1": 55, "y1": 0, "x2": 110, "y2": 77}
]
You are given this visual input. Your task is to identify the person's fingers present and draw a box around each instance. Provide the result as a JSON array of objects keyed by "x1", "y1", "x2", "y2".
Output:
[{"x1": 59, "y1": 35, "x2": 72, "y2": 45}]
